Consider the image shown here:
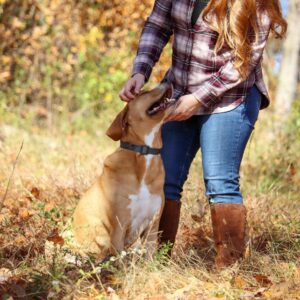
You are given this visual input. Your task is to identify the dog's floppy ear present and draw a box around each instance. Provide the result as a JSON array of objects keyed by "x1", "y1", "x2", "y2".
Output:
[{"x1": 106, "y1": 105, "x2": 129, "y2": 141}]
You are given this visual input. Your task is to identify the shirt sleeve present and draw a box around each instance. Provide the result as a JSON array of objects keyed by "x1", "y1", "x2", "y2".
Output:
[
  {"x1": 131, "y1": 0, "x2": 173, "y2": 83},
  {"x1": 192, "y1": 12, "x2": 272, "y2": 108}
]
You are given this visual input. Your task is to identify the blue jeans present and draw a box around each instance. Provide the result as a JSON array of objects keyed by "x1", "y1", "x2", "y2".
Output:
[{"x1": 161, "y1": 85, "x2": 262, "y2": 204}]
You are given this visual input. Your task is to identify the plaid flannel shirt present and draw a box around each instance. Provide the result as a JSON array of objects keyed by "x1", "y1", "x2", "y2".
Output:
[{"x1": 131, "y1": 0, "x2": 271, "y2": 115}]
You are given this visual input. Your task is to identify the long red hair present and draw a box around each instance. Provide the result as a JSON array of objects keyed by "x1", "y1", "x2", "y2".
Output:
[{"x1": 203, "y1": 0, "x2": 287, "y2": 78}]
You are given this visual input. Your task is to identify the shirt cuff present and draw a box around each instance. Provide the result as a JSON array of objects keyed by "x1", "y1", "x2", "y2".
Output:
[
  {"x1": 192, "y1": 81, "x2": 219, "y2": 108},
  {"x1": 131, "y1": 62, "x2": 153, "y2": 83}
]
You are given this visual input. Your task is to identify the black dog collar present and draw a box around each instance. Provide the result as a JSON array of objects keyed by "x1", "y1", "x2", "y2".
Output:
[{"x1": 120, "y1": 141, "x2": 161, "y2": 155}]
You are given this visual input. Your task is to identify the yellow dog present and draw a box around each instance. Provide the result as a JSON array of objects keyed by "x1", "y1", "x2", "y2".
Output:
[{"x1": 72, "y1": 82, "x2": 175, "y2": 260}]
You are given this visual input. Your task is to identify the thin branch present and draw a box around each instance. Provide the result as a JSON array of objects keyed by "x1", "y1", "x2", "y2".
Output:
[{"x1": 0, "y1": 140, "x2": 24, "y2": 212}]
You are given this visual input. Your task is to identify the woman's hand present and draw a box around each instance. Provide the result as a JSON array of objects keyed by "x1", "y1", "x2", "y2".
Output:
[
  {"x1": 164, "y1": 94, "x2": 203, "y2": 122},
  {"x1": 119, "y1": 73, "x2": 145, "y2": 102}
]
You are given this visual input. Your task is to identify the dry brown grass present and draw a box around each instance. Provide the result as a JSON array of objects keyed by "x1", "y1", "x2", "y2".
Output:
[{"x1": 0, "y1": 109, "x2": 300, "y2": 299}]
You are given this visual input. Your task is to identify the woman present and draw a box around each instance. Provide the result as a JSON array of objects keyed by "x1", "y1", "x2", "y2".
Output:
[{"x1": 119, "y1": 0, "x2": 287, "y2": 268}]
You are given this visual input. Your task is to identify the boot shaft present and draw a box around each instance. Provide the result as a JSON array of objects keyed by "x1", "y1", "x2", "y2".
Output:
[
  {"x1": 210, "y1": 203, "x2": 247, "y2": 268},
  {"x1": 158, "y1": 199, "x2": 181, "y2": 256}
]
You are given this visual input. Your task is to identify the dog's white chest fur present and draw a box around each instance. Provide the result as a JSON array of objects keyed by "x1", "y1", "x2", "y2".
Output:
[
  {"x1": 128, "y1": 178, "x2": 161, "y2": 236},
  {"x1": 127, "y1": 154, "x2": 162, "y2": 239},
  {"x1": 127, "y1": 126, "x2": 163, "y2": 242}
]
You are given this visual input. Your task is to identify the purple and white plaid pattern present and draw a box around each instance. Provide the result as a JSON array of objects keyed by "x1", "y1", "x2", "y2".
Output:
[{"x1": 131, "y1": 0, "x2": 271, "y2": 115}]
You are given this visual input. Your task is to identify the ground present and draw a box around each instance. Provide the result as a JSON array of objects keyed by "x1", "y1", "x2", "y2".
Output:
[{"x1": 0, "y1": 109, "x2": 300, "y2": 299}]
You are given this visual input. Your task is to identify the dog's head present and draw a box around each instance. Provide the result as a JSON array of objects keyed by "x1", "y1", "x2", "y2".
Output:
[{"x1": 106, "y1": 82, "x2": 175, "y2": 146}]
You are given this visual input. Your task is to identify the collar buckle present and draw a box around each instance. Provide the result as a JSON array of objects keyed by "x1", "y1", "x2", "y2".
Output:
[{"x1": 140, "y1": 145, "x2": 150, "y2": 155}]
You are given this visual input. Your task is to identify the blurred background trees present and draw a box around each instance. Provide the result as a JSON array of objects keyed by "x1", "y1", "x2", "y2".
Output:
[
  {"x1": 275, "y1": 0, "x2": 300, "y2": 116},
  {"x1": 0, "y1": 0, "x2": 171, "y2": 129},
  {"x1": 0, "y1": 0, "x2": 297, "y2": 129}
]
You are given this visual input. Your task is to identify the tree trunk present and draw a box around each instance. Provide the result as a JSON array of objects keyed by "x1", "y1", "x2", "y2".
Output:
[{"x1": 275, "y1": 0, "x2": 300, "y2": 116}]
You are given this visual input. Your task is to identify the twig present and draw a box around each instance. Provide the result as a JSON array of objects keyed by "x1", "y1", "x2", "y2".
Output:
[{"x1": 0, "y1": 140, "x2": 24, "y2": 212}]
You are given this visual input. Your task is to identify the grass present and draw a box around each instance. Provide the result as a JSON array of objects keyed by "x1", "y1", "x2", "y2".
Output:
[{"x1": 0, "y1": 105, "x2": 300, "y2": 299}]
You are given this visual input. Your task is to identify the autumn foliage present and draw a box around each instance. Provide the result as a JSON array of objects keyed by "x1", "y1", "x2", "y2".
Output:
[{"x1": 0, "y1": 0, "x2": 171, "y2": 113}]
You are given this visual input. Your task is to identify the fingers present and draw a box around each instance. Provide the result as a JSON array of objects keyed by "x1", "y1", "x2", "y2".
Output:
[
  {"x1": 164, "y1": 101, "x2": 190, "y2": 122},
  {"x1": 134, "y1": 80, "x2": 143, "y2": 95},
  {"x1": 119, "y1": 81, "x2": 136, "y2": 102},
  {"x1": 119, "y1": 74, "x2": 145, "y2": 102},
  {"x1": 119, "y1": 89, "x2": 130, "y2": 102},
  {"x1": 164, "y1": 110, "x2": 184, "y2": 122}
]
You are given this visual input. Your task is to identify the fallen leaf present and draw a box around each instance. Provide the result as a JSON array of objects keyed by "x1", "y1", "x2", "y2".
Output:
[
  {"x1": 253, "y1": 274, "x2": 272, "y2": 286},
  {"x1": 15, "y1": 235, "x2": 26, "y2": 245},
  {"x1": 30, "y1": 187, "x2": 40, "y2": 199},
  {"x1": 19, "y1": 208, "x2": 33, "y2": 220},
  {"x1": 233, "y1": 276, "x2": 247, "y2": 289},
  {"x1": 289, "y1": 163, "x2": 296, "y2": 178},
  {"x1": 47, "y1": 228, "x2": 64, "y2": 246}
]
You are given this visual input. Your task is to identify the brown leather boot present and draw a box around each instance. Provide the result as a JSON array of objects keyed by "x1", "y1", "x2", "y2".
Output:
[
  {"x1": 210, "y1": 203, "x2": 247, "y2": 269},
  {"x1": 158, "y1": 199, "x2": 181, "y2": 256}
]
